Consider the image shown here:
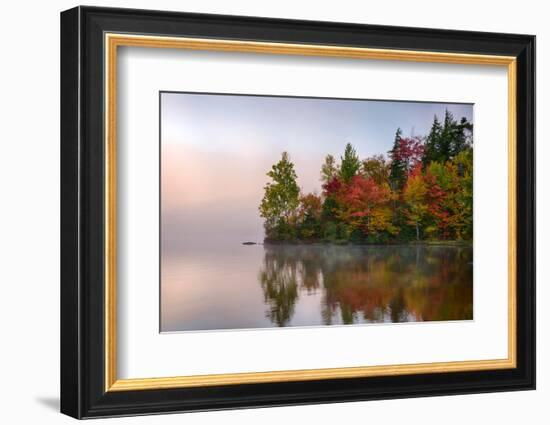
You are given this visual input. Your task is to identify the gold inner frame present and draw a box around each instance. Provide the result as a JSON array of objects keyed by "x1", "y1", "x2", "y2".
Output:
[{"x1": 104, "y1": 33, "x2": 517, "y2": 392}]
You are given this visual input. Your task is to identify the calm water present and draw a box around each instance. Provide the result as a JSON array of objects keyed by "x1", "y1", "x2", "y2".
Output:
[{"x1": 161, "y1": 244, "x2": 473, "y2": 332}]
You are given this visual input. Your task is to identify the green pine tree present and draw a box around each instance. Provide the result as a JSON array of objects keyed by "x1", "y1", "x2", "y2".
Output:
[
  {"x1": 388, "y1": 128, "x2": 407, "y2": 190},
  {"x1": 423, "y1": 115, "x2": 443, "y2": 167},
  {"x1": 339, "y1": 143, "x2": 361, "y2": 183},
  {"x1": 450, "y1": 116, "x2": 473, "y2": 157},
  {"x1": 438, "y1": 109, "x2": 455, "y2": 163}
]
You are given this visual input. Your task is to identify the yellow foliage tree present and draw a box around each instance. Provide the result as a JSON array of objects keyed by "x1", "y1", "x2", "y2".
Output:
[{"x1": 403, "y1": 167, "x2": 428, "y2": 241}]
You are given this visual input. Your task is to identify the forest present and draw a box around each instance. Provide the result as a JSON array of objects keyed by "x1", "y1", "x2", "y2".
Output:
[{"x1": 259, "y1": 110, "x2": 473, "y2": 244}]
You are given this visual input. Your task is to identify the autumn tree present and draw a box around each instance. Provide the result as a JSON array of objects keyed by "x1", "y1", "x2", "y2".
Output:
[
  {"x1": 424, "y1": 163, "x2": 454, "y2": 239},
  {"x1": 321, "y1": 176, "x2": 348, "y2": 241},
  {"x1": 336, "y1": 175, "x2": 396, "y2": 240},
  {"x1": 422, "y1": 149, "x2": 473, "y2": 240},
  {"x1": 397, "y1": 136, "x2": 425, "y2": 173},
  {"x1": 259, "y1": 152, "x2": 300, "y2": 240},
  {"x1": 297, "y1": 193, "x2": 323, "y2": 239},
  {"x1": 361, "y1": 154, "x2": 389, "y2": 185},
  {"x1": 452, "y1": 149, "x2": 473, "y2": 240},
  {"x1": 403, "y1": 165, "x2": 428, "y2": 241}
]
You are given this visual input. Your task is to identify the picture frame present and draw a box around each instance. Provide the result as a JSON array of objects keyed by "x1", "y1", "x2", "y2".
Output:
[{"x1": 60, "y1": 5, "x2": 535, "y2": 419}]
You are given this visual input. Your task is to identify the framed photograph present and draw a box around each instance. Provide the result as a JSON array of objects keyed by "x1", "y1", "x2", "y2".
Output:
[{"x1": 60, "y1": 6, "x2": 535, "y2": 419}]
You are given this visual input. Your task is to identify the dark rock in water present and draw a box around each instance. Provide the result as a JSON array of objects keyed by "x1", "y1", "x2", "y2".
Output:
[{"x1": 242, "y1": 242, "x2": 256, "y2": 245}]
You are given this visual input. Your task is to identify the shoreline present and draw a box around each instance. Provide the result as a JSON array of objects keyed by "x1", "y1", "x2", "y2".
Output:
[{"x1": 258, "y1": 240, "x2": 473, "y2": 247}]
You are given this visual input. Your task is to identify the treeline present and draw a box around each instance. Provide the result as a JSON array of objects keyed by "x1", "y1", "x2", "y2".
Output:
[{"x1": 259, "y1": 110, "x2": 473, "y2": 244}]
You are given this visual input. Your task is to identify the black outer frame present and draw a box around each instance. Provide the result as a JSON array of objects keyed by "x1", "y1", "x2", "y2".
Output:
[{"x1": 60, "y1": 5, "x2": 536, "y2": 419}]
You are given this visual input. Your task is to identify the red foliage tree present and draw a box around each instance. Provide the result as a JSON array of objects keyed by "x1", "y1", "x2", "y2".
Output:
[
  {"x1": 336, "y1": 175, "x2": 394, "y2": 235},
  {"x1": 423, "y1": 171, "x2": 451, "y2": 239},
  {"x1": 322, "y1": 176, "x2": 342, "y2": 196},
  {"x1": 395, "y1": 136, "x2": 425, "y2": 173}
]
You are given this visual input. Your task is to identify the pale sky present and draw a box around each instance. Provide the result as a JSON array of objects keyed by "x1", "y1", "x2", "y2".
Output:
[{"x1": 161, "y1": 92, "x2": 473, "y2": 251}]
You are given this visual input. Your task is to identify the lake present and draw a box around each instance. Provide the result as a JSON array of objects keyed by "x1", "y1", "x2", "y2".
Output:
[{"x1": 160, "y1": 244, "x2": 473, "y2": 332}]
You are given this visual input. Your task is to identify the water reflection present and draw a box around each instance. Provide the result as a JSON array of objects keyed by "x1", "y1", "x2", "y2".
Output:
[
  {"x1": 161, "y1": 244, "x2": 472, "y2": 332},
  {"x1": 258, "y1": 244, "x2": 473, "y2": 327}
]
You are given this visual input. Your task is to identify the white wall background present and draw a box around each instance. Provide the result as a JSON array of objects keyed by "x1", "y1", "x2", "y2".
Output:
[{"x1": 0, "y1": 0, "x2": 545, "y2": 423}]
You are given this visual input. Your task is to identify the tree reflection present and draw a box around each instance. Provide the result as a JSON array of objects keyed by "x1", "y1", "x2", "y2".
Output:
[
  {"x1": 258, "y1": 244, "x2": 473, "y2": 327},
  {"x1": 258, "y1": 249, "x2": 299, "y2": 326}
]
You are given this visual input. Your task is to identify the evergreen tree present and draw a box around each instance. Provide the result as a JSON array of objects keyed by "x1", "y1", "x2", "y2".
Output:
[
  {"x1": 423, "y1": 115, "x2": 443, "y2": 167},
  {"x1": 339, "y1": 143, "x2": 361, "y2": 183},
  {"x1": 388, "y1": 128, "x2": 407, "y2": 190},
  {"x1": 438, "y1": 109, "x2": 455, "y2": 163},
  {"x1": 450, "y1": 117, "x2": 473, "y2": 157}
]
